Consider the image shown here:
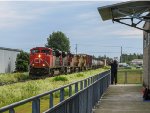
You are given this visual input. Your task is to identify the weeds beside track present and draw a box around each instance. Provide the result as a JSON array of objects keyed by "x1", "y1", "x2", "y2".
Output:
[{"x1": 0, "y1": 68, "x2": 106, "y2": 108}]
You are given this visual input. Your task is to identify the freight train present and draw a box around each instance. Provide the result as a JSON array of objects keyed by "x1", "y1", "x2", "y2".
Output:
[{"x1": 29, "y1": 47, "x2": 104, "y2": 77}]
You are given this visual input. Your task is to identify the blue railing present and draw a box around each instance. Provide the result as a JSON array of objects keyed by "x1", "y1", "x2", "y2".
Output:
[{"x1": 0, "y1": 70, "x2": 110, "y2": 113}]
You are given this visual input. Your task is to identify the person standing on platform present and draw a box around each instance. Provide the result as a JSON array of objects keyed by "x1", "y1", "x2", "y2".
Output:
[
  {"x1": 110, "y1": 60, "x2": 114, "y2": 84},
  {"x1": 113, "y1": 60, "x2": 118, "y2": 84},
  {"x1": 110, "y1": 60, "x2": 118, "y2": 84}
]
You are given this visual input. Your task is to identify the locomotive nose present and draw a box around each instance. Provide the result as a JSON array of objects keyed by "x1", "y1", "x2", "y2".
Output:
[
  {"x1": 38, "y1": 54, "x2": 41, "y2": 58},
  {"x1": 33, "y1": 54, "x2": 47, "y2": 67},
  {"x1": 34, "y1": 58, "x2": 41, "y2": 63}
]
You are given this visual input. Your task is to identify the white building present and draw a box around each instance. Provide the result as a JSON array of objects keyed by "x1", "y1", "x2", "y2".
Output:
[
  {"x1": 130, "y1": 59, "x2": 143, "y2": 66},
  {"x1": 118, "y1": 63, "x2": 128, "y2": 67},
  {"x1": 0, "y1": 47, "x2": 20, "y2": 73}
]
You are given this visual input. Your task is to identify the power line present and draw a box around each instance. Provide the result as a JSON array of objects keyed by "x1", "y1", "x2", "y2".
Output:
[
  {"x1": 75, "y1": 44, "x2": 77, "y2": 54},
  {"x1": 120, "y1": 46, "x2": 122, "y2": 63},
  {"x1": 72, "y1": 43, "x2": 142, "y2": 49},
  {"x1": 80, "y1": 51, "x2": 121, "y2": 53}
]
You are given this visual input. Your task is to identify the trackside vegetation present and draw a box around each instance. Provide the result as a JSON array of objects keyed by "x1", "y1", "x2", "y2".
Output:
[
  {"x1": 15, "y1": 51, "x2": 29, "y2": 72},
  {"x1": 0, "y1": 68, "x2": 106, "y2": 108},
  {"x1": 52, "y1": 76, "x2": 68, "y2": 81},
  {"x1": 0, "y1": 72, "x2": 29, "y2": 86}
]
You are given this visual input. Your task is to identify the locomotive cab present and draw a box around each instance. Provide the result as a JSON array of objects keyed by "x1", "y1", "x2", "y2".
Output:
[{"x1": 29, "y1": 47, "x2": 53, "y2": 76}]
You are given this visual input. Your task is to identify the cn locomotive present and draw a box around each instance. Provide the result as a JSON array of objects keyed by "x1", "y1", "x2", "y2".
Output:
[{"x1": 29, "y1": 47, "x2": 104, "y2": 77}]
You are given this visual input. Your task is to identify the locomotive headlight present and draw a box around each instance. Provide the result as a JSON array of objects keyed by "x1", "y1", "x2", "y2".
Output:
[
  {"x1": 32, "y1": 64, "x2": 35, "y2": 66},
  {"x1": 42, "y1": 64, "x2": 45, "y2": 66},
  {"x1": 38, "y1": 54, "x2": 41, "y2": 58}
]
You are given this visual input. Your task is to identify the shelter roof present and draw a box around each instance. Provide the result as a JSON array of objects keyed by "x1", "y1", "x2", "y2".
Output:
[
  {"x1": 98, "y1": 1, "x2": 150, "y2": 21},
  {"x1": 97, "y1": 1, "x2": 150, "y2": 32}
]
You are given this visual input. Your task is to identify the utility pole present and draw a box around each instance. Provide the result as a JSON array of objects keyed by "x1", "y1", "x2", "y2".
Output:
[
  {"x1": 120, "y1": 46, "x2": 122, "y2": 63},
  {"x1": 75, "y1": 44, "x2": 77, "y2": 54}
]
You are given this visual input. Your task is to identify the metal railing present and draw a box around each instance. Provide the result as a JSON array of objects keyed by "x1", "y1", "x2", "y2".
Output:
[{"x1": 0, "y1": 70, "x2": 110, "y2": 113}]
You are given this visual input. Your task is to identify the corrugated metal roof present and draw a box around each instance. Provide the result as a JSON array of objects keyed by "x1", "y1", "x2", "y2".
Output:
[
  {"x1": 98, "y1": 1, "x2": 150, "y2": 21},
  {"x1": 0, "y1": 47, "x2": 21, "y2": 52}
]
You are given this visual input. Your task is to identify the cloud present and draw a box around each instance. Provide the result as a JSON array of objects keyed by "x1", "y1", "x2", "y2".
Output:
[
  {"x1": 0, "y1": 2, "x2": 37, "y2": 29},
  {"x1": 111, "y1": 28, "x2": 143, "y2": 38},
  {"x1": 0, "y1": 1, "x2": 64, "y2": 29},
  {"x1": 0, "y1": 1, "x2": 100, "y2": 29},
  {"x1": 0, "y1": 1, "x2": 122, "y2": 29}
]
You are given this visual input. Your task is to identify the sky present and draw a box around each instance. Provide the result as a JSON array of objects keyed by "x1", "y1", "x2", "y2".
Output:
[{"x1": 0, "y1": 1, "x2": 143, "y2": 59}]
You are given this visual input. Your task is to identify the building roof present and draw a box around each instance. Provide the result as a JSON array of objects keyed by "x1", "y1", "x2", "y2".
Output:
[
  {"x1": 97, "y1": 1, "x2": 150, "y2": 21},
  {"x1": 131, "y1": 59, "x2": 143, "y2": 62},
  {"x1": 0, "y1": 47, "x2": 21, "y2": 52},
  {"x1": 97, "y1": 1, "x2": 150, "y2": 32}
]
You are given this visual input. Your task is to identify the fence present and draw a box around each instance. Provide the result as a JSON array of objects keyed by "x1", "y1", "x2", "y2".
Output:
[
  {"x1": 0, "y1": 70, "x2": 110, "y2": 113},
  {"x1": 117, "y1": 69, "x2": 143, "y2": 84}
]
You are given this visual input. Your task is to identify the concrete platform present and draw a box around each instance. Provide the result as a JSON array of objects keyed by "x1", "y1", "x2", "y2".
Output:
[{"x1": 93, "y1": 84, "x2": 150, "y2": 113}]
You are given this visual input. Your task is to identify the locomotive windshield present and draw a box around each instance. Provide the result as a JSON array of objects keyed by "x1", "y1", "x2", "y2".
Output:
[
  {"x1": 41, "y1": 49, "x2": 50, "y2": 54},
  {"x1": 31, "y1": 49, "x2": 40, "y2": 54},
  {"x1": 31, "y1": 49, "x2": 51, "y2": 54}
]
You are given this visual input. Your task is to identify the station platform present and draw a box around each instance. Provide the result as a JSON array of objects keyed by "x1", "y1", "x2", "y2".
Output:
[{"x1": 93, "y1": 84, "x2": 150, "y2": 113}]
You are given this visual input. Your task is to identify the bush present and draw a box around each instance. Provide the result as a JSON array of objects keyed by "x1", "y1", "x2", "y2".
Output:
[
  {"x1": 76, "y1": 73, "x2": 84, "y2": 77},
  {"x1": 15, "y1": 51, "x2": 29, "y2": 72},
  {"x1": 102, "y1": 66, "x2": 110, "y2": 69},
  {"x1": 52, "y1": 76, "x2": 68, "y2": 82},
  {"x1": 14, "y1": 73, "x2": 29, "y2": 81},
  {"x1": 0, "y1": 73, "x2": 29, "y2": 86}
]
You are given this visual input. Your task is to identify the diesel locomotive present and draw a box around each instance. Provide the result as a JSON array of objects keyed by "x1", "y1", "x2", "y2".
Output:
[{"x1": 29, "y1": 47, "x2": 104, "y2": 77}]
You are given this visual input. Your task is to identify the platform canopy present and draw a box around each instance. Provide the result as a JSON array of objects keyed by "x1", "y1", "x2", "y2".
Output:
[{"x1": 98, "y1": 1, "x2": 150, "y2": 32}]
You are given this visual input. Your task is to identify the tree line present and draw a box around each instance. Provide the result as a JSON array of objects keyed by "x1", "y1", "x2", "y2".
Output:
[{"x1": 120, "y1": 53, "x2": 143, "y2": 63}]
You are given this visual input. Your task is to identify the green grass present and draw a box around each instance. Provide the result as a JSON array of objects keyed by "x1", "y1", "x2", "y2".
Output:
[
  {"x1": 0, "y1": 72, "x2": 29, "y2": 86},
  {"x1": 102, "y1": 66, "x2": 111, "y2": 70},
  {"x1": 0, "y1": 68, "x2": 106, "y2": 109},
  {"x1": 52, "y1": 76, "x2": 68, "y2": 81},
  {"x1": 75, "y1": 73, "x2": 84, "y2": 77},
  {"x1": 12, "y1": 98, "x2": 60, "y2": 113},
  {"x1": 118, "y1": 68, "x2": 143, "y2": 72},
  {"x1": 117, "y1": 69, "x2": 143, "y2": 84}
]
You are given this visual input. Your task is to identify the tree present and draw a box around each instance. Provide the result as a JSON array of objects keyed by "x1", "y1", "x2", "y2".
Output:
[
  {"x1": 45, "y1": 31, "x2": 70, "y2": 52},
  {"x1": 120, "y1": 53, "x2": 143, "y2": 63},
  {"x1": 98, "y1": 55, "x2": 113, "y2": 61},
  {"x1": 15, "y1": 51, "x2": 29, "y2": 72}
]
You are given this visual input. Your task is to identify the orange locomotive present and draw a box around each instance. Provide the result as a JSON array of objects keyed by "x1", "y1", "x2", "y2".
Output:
[{"x1": 29, "y1": 47, "x2": 103, "y2": 77}]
